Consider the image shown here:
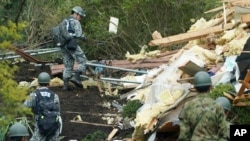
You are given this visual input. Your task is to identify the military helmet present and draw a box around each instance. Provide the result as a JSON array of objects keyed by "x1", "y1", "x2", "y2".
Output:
[
  {"x1": 193, "y1": 71, "x2": 212, "y2": 87},
  {"x1": 72, "y1": 6, "x2": 86, "y2": 17},
  {"x1": 38, "y1": 72, "x2": 51, "y2": 84},
  {"x1": 9, "y1": 122, "x2": 29, "y2": 137},
  {"x1": 215, "y1": 96, "x2": 231, "y2": 111}
]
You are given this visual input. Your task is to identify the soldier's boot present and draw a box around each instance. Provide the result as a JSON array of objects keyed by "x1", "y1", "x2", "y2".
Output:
[
  {"x1": 70, "y1": 70, "x2": 83, "y2": 88},
  {"x1": 63, "y1": 78, "x2": 73, "y2": 91}
]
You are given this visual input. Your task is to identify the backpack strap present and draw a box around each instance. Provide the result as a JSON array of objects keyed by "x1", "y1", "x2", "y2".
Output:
[
  {"x1": 33, "y1": 89, "x2": 55, "y2": 115},
  {"x1": 67, "y1": 17, "x2": 76, "y2": 37},
  {"x1": 33, "y1": 89, "x2": 41, "y2": 115}
]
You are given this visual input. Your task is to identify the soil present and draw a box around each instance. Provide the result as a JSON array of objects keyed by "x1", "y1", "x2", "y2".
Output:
[{"x1": 13, "y1": 61, "x2": 133, "y2": 141}]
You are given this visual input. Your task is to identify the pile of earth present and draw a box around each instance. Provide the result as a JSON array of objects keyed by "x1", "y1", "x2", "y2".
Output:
[{"x1": 13, "y1": 61, "x2": 133, "y2": 141}]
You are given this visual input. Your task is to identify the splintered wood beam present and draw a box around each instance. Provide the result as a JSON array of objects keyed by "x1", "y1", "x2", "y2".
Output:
[
  {"x1": 106, "y1": 128, "x2": 119, "y2": 141},
  {"x1": 70, "y1": 120, "x2": 114, "y2": 127},
  {"x1": 148, "y1": 23, "x2": 234, "y2": 47},
  {"x1": 204, "y1": 6, "x2": 224, "y2": 14}
]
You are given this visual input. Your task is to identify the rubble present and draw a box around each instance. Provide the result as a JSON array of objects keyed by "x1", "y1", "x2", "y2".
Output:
[
  {"x1": 10, "y1": 1, "x2": 250, "y2": 140},
  {"x1": 125, "y1": 1, "x2": 250, "y2": 140}
]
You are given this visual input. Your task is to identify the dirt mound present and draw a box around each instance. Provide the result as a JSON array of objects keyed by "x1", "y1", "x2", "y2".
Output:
[{"x1": 14, "y1": 61, "x2": 132, "y2": 140}]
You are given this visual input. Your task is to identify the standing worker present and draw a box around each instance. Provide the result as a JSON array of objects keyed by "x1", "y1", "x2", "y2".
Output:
[
  {"x1": 8, "y1": 122, "x2": 29, "y2": 141},
  {"x1": 177, "y1": 71, "x2": 229, "y2": 141},
  {"x1": 24, "y1": 72, "x2": 62, "y2": 141},
  {"x1": 61, "y1": 6, "x2": 88, "y2": 91}
]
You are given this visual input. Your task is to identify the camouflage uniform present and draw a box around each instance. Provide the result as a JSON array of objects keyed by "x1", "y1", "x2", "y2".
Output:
[
  {"x1": 178, "y1": 94, "x2": 229, "y2": 141},
  {"x1": 61, "y1": 15, "x2": 87, "y2": 80},
  {"x1": 24, "y1": 87, "x2": 61, "y2": 141}
]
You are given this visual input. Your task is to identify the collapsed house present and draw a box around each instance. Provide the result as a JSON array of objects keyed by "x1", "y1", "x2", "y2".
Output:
[{"x1": 116, "y1": 1, "x2": 250, "y2": 141}]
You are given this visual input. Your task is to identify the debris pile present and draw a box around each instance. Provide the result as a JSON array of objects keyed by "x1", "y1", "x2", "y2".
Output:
[{"x1": 119, "y1": 1, "x2": 250, "y2": 141}]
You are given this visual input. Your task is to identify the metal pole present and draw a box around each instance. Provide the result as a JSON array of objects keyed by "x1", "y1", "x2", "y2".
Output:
[
  {"x1": 0, "y1": 49, "x2": 60, "y2": 60},
  {"x1": 0, "y1": 48, "x2": 60, "y2": 56},
  {"x1": 86, "y1": 62, "x2": 147, "y2": 74}
]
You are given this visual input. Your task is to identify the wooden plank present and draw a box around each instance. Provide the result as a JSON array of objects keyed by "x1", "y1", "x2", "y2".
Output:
[
  {"x1": 179, "y1": 61, "x2": 205, "y2": 76},
  {"x1": 70, "y1": 120, "x2": 114, "y2": 127},
  {"x1": 204, "y1": 6, "x2": 224, "y2": 14},
  {"x1": 241, "y1": 14, "x2": 250, "y2": 23},
  {"x1": 148, "y1": 23, "x2": 234, "y2": 47},
  {"x1": 106, "y1": 128, "x2": 119, "y2": 141},
  {"x1": 209, "y1": 10, "x2": 234, "y2": 27},
  {"x1": 233, "y1": 101, "x2": 250, "y2": 106}
]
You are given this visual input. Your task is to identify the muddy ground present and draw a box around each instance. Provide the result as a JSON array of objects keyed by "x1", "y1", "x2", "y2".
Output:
[{"x1": 13, "y1": 61, "x2": 133, "y2": 141}]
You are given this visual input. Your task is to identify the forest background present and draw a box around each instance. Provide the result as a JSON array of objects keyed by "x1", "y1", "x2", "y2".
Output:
[{"x1": 0, "y1": 0, "x2": 220, "y2": 138}]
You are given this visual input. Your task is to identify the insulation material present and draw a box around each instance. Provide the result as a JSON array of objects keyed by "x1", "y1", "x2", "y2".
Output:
[
  {"x1": 145, "y1": 50, "x2": 161, "y2": 57},
  {"x1": 18, "y1": 81, "x2": 31, "y2": 88},
  {"x1": 153, "y1": 46, "x2": 216, "y2": 84},
  {"x1": 125, "y1": 45, "x2": 161, "y2": 63},
  {"x1": 223, "y1": 30, "x2": 250, "y2": 56},
  {"x1": 82, "y1": 78, "x2": 99, "y2": 88},
  {"x1": 20, "y1": 77, "x2": 64, "y2": 88},
  {"x1": 133, "y1": 83, "x2": 189, "y2": 134},
  {"x1": 216, "y1": 29, "x2": 237, "y2": 45},
  {"x1": 188, "y1": 18, "x2": 215, "y2": 32},
  {"x1": 188, "y1": 18, "x2": 218, "y2": 45},
  {"x1": 50, "y1": 77, "x2": 64, "y2": 86},
  {"x1": 215, "y1": 45, "x2": 225, "y2": 55},
  {"x1": 125, "y1": 51, "x2": 146, "y2": 63},
  {"x1": 189, "y1": 45, "x2": 219, "y2": 64},
  {"x1": 30, "y1": 78, "x2": 38, "y2": 87}
]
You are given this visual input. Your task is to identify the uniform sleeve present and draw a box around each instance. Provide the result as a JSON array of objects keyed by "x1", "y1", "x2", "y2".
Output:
[
  {"x1": 72, "y1": 20, "x2": 83, "y2": 37},
  {"x1": 177, "y1": 104, "x2": 192, "y2": 141},
  {"x1": 216, "y1": 106, "x2": 230, "y2": 140},
  {"x1": 54, "y1": 94, "x2": 61, "y2": 115},
  {"x1": 191, "y1": 105, "x2": 229, "y2": 141},
  {"x1": 24, "y1": 92, "x2": 36, "y2": 108}
]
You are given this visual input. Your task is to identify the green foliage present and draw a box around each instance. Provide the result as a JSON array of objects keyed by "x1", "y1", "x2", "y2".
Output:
[
  {"x1": 122, "y1": 100, "x2": 142, "y2": 118},
  {"x1": 0, "y1": 20, "x2": 31, "y2": 140},
  {"x1": 209, "y1": 83, "x2": 250, "y2": 124},
  {"x1": 232, "y1": 106, "x2": 250, "y2": 124},
  {"x1": 7, "y1": 0, "x2": 219, "y2": 60},
  {"x1": 209, "y1": 83, "x2": 234, "y2": 100},
  {"x1": 0, "y1": 20, "x2": 27, "y2": 49},
  {"x1": 81, "y1": 130, "x2": 107, "y2": 141}
]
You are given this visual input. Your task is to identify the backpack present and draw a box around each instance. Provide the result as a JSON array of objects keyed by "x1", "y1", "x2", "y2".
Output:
[
  {"x1": 51, "y1": 17, "x2": 76, "y2": 48},
  {"x1": 34, "y1": 89, "x2": 60, "y2": 137}
]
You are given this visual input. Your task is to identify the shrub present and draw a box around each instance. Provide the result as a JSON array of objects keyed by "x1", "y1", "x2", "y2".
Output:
[
  {"x1": 122, "y1": 100, "x2": 142, "y2": 118},
  {"x1": 209, "y1": 83, "x2": 250, "y2": 124},
  {"x1": 81, "y1": 130, "x2": 107, "y2": 141}
]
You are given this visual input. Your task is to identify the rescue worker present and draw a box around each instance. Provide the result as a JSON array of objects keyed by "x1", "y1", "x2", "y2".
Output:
[
  {"x1": 61, "y1": 6, "x2": 88, "y2": 90},
  {"x1": 215, "y1": 96, "x2": 232, "y2": 117},
  {"x1": 24, "y1": 72, "x2": 62, "y2": 141},
  {"x1": 8, "y1": 122, "x2": 29, "y2": 141},
  {"x1": 177, "y1": 71, "x2": 229, "y2": 141}
]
